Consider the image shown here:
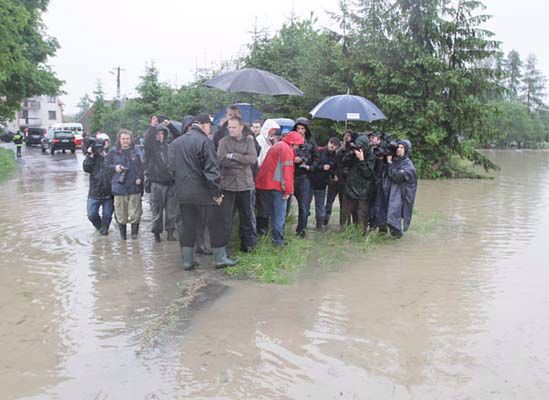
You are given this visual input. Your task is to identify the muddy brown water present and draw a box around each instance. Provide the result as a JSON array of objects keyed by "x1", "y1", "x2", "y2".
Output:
[{"x1": 1, "y1": 148, "x2": 548, "y2": 399}]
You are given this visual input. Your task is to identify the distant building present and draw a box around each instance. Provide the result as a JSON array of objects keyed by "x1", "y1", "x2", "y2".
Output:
[{"x1": 6, "y1": 95, "x2": 64, "y2": 131}]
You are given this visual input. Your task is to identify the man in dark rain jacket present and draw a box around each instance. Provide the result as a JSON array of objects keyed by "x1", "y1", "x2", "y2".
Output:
[
  {"x1": 340, "y1": 134, "x2": 376, "y2": 233},
  {"x1": 292, "y1": 117, "x2": 319, "y2": 237},
  {"x1": 144, "y1": 125, "x2": 178, "y2": 242},
  {"x1": 83, "y1": 137, "x2": 113, "y2": 235},
  {"x1": 168, "y1": 113, "x2": 237, "y2": 270},
  {"x1": 385, "y1": 140, "x2": 417, "y2": 238}
]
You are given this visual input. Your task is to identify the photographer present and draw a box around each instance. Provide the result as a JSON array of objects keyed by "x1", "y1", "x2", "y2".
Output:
[
  {"x1": 311, "y1": 137, "x2": 340, "y2": 230},
  {"x1": 292, "y1": 118, "x2": 318, "y2": 238},
  {"x1": 144, "y1": 125, "x2": 178, "y2": 243},
  {"x1": 83, "y1": 136, "x2": 113, "y2": 235},
  {"x1": 385, "y1": 140, "x2": 417, "y2": 238},
  {"x1": 105, "y1": 129, "x2": 144, "y2": 240},
  {"x1": 340, "y1": 134, "x2": 376, "y2": 234}
]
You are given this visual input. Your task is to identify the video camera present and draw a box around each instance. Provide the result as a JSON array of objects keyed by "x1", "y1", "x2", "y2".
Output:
[{"x1": 86, "y1": 137, "x2": 105, "y2": 155}]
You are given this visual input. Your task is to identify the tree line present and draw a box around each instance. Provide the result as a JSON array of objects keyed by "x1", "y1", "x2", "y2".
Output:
[{"x1": 3, "y1": 0, "x2": 548, "y2": 178}]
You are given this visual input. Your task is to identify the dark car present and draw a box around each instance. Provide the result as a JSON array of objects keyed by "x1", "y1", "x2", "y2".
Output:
[
  {"x1": 24, "y1": 127, "x2": 47, "y2": 146},
  {"x1": 42, "y1": 129, "x2": 76, "y2": 155}
]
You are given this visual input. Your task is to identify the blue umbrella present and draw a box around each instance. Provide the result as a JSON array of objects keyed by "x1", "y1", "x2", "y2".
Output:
[
  {"x1": 310, "y1": 94, "x2": 386, "y2": 123},
  {"x1": 272, "y1": 118, "x2": 295, "y2": 135},
  {"x1": 212, "y1": 103, "x2": 263, "y2": 126}
]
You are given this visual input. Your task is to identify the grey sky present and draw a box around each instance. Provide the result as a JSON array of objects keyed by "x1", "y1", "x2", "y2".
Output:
[{"x1": 43, "y1": 0, "x2": 549, "y2": 115}]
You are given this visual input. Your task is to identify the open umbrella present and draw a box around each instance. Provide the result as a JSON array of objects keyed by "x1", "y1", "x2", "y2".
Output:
[
  {"x1": 212, "y1": 103, "x2": 262, "y2": 126},
  {"x1": 204, "y1": 68, "x2": 303, "y2": 122},
  {"x1": 310, "y1": 94, "x2": 386, "y2": 126},
  {"x1": 204, "y1": 68, "x2": 303, "y2": 96}
]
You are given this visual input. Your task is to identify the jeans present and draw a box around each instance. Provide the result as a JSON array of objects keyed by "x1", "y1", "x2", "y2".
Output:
[
  {"x1": 325, "y1": 185, "x2": 339, "y2": 218},
  {"x1": 294, "y1": 176, "x2": 312, "y2": 233},
  {"x1": 87, "y1": 197, "x2": 114, "y2": 230},
  {"x1": 312, "y1": 189, "x2": 327, "y2": 221},
  {"x1": 268, "y1": 190, "x2": 287, "y2": 245}
]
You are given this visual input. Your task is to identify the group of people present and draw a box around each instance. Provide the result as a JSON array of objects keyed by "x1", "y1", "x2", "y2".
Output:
[{"x1": 83, "y1": 104, "x2": 418, "y2": 270}]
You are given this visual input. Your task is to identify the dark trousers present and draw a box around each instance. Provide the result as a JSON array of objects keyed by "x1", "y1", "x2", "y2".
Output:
[
  {"x1": 179, "y1": 204, "x2": 225, "y2": 248},
  {"x1": 222, "y1": 190, "x2": 257, "y2": 249},
  {"x1": 87, "y1": 197, "x2": 114, "y2": 230},
  {"x1": 256, "y1": 189, "x2": 271, "y2": 235},
  {"x1": 150, "y1": 182, "x2": 178, "y2": 233},
  {"x1": 340, "y1": 194, "x2": 369, "y2": 232},
  {"x1": 294, "y1": 175, "x2": 312, "y2": 233},
  {"x1": 325, "y1": 185, "x2": 339, "y2": 219},
  {"x1": 16, "y1": 145, "x2": 22, "y2": 157}
]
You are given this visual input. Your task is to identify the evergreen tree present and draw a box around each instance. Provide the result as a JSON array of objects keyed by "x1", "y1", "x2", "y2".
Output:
[
  {"x1": 521, "y1": 53, "x2": 546, "y2": 112},
  {"x1": 90, "y1": 81, "x2": 107, "y2": 133},
  {"x1": 506, "y1": 50, "x2": 522, "y2": 99}
]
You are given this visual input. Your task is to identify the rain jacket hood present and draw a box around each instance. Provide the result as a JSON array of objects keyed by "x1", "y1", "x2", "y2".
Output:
[
  {"x1": 257, "y1": 119, "x2": 281, "y2": 167},
  {"x1": 292, "y1": 118, "x2": 312, "y2": 141},
  {"x1": 259, "y1": 119, "x2": 280, "y2": 141},
  {"x1": 282, "y1": 131, "x2": 305, "y2": 146}
]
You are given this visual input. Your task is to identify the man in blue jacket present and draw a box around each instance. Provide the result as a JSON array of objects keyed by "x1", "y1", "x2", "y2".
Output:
[{"x1": 105, "y1": 129, "x2": 144, "y2": 240}]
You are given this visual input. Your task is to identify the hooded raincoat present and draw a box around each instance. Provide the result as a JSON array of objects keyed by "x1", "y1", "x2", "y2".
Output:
[
  {"x1": 386, "y1": 140, "x2": 417, "y2": 233},
  {"x1": 256, "y1": 119, "x2": 280, "y2": 167}
]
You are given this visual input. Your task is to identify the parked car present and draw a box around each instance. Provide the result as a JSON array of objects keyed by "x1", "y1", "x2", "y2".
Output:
[
  {"x1": 24, "y1": 127, "x2": 47, "y2": 146},
  {"x1": 42, "y1": 129, "x2": 76, "y2": 155}
]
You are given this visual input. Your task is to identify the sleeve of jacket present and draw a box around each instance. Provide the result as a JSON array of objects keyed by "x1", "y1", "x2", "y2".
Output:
[
  {"x1": 357, "y1": 159, "x2": 374, "y2": 179},
  {"x1": 310, "y1": 139, "x2": 320, "y2": 169},
  {"x1": 387, "y1": 163, "x2": 408, "y2": 183},
  {"x1": 230, "y1": 136, "x2": 257, "y2": 165},
  {"x1": 136, "y1": 150, "x2": 145, "y2": 181},
  {"x1": 104, "y1": 148, "x2": 117, "y2": 173},
  {"x1": 282, "y1": 145, "x2": 295, "y2": 196},
  {"x1": 202, "y1": 139, "x2": 222, "y2": 196},
  {"x1": 217, "y1": 137, "x2": 239, "y2": 169},
  {"x1": 83, "y1": 154, "x2": 96, "y2": 173}
]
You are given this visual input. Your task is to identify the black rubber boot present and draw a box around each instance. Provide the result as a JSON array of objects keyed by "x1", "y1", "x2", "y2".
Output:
[
  {"x1": 323, "y1": 215, "x2": 330, "y2": 226},
  {"x1": 118, "y1": 223, "x2": 127, "y2": 240},
  {"x1": 212, "y1": 247, "x2": 238, "y2": 269},
  {"x1": 131, "y1": 223, "x2": 139, "y2": 240},
  {"x1": 166, "y1": 230, "x2": 177, "y2": 241},
  {"x1": 316, "y1": 219, "x2": 324, "y2": 230},
  {"x1": 154, "y1": 232, "x2": 161, "y2": 243},
  {"x1": 91, "y1": 218, "x2": 102, "y2": 231}
]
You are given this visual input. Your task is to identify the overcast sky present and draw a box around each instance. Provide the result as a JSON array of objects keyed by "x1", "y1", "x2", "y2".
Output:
[{"x1": 43, "y1": 0, "x2": 549, "y2": 114}]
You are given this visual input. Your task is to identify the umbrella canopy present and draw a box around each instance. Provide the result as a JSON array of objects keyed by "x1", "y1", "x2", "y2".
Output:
[
  {"x1": 203, "y1": 68, "x2": 304, "y2": 96},
  {"x1": 212, "y1": 103, "x2": 263, "y2": 126},
  {"x1": 310, "y1": 94, "x2": 386, "y2": 122},
  {"x1": 272, "y1": 118, "x2": 295, "y2": 135}
]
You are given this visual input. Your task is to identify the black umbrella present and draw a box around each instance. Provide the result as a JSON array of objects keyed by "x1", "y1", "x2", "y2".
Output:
[
  {"x1": 204, "y1": 68, "x2": 304, "y2": 96},
  {"x1": 310, "y1": 94, "x2": 386, "y2": 124}
]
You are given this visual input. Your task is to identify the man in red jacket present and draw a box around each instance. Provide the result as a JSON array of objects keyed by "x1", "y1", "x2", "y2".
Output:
[{"x1": 256, "y1": 131, "x2": 304, "y2": 246}]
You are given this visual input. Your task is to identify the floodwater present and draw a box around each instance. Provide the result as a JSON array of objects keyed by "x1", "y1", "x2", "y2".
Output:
[{"x1": 1, "y1": 148, "x2": 548, "y2": 399}]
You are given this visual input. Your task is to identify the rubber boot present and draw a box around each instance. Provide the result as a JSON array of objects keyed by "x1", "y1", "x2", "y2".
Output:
[
  {"x1": 131, "y1": 223, "x2": 139, "y2": 240},
  {"x1": 323, "y1": 215, "x2": 330, "y2": 226},
  {"x1": 154, "y1": 232, "x2": 161, "y2": 243},
  {"x1": 91, "y1": 218, "x2": 101, "y2": 231},
  {"x1": 212, "y1": 247, "x2": 238, "y2": 269},
  {"x1": 316, "y1": 219, "x2": 324, "y2": 230},
  {"x1": 166, "y1": 230, "x2": 177, "y2": 241},
  {"x1": 181, "y1": 247, "x2": 198, "y2": 270},
  {"x1": 118, "y1": 223, "x2": 127, "y2": 240}
]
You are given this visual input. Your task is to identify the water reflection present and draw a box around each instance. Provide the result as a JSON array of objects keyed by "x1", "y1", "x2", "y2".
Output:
[{"x1": 1, "y1": 150, "x2": 549, "y2": 399}]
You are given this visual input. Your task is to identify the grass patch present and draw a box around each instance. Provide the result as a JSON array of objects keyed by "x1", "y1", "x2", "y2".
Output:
[
  {"x1": 225, "y1": 208, "x2": 439, "y2": 284},
  {"x1": 0, "y1": 147, "x2": 17, "y2": 180}
]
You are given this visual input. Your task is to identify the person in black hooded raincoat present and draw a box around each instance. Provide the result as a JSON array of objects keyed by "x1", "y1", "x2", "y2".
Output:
[{"x1": 385, "y1": 140, "x2": 417, "y2": 238}]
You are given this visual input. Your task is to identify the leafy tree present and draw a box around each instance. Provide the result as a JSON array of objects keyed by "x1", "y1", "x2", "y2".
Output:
[{"x1": 0, "y1": 0, "x2": 62, "y2": 123}]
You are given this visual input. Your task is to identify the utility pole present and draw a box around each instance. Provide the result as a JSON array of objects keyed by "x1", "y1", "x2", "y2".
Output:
[{"x1": 109, "y1": 66, "x2": 125, "y2": 106}]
